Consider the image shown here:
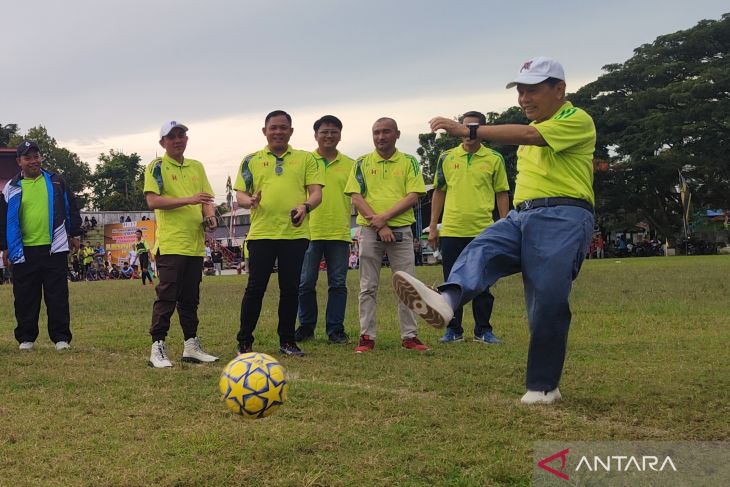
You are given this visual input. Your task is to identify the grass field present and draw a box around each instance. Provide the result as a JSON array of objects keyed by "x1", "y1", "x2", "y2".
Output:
[{"x1": 1, "y1": 256, "x2": 729, "y2": 486}]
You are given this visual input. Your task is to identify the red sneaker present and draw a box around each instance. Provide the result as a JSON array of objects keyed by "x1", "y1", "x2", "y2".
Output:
[
  {"x1": 354, "y1": 335, "x2": 375, "y2": 353},
  {"x1": 402, "y1": 336, "x2": 429, "y2": 351}
]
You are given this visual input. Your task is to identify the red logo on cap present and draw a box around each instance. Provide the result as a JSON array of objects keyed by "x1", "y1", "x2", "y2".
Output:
[{"x1": 520, "y1": 61, "x2": 533, "y2": 72}]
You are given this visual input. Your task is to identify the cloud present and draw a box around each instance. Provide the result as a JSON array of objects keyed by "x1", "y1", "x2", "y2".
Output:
[{"x1": 62, "y1": 87, "x2": 524, "y2": 201}]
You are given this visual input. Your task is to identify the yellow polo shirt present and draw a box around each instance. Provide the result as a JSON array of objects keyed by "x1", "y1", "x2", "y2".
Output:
[
  {"x1": 344, "y1": 149, "x2": 426, "y2": 228},
  {"x1": 143, "y1": 153, "x2": 213, "y2": 256},
  {"x1": 234, "y1": 145, "x2": 325, "y2": 240},
  {"x1": 513, "y1": 101, "x2": 596, "y2": 206},
  {"x1": 308, "y1": 150, "x2": 354, "y2": 242},
  {"x1": 19, "y1": 175, "x2": 51, "y2": 246},
  {"x1": 435, "y1": 145, "x2": 509, "y2": 237}
]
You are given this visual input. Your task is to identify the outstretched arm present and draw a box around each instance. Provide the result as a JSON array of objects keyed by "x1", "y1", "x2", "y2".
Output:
[{"x1": 430, "y1": 117, "x2": 547, "y2": 146}]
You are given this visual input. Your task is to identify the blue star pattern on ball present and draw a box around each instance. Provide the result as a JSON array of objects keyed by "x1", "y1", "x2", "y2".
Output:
[{"x1": 219, "y1": 352, "x2": 289, "y2": 419}]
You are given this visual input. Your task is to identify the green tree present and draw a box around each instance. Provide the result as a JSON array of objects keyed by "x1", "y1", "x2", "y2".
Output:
[
  {"x1": 0, "y1": 123, "x2": 19, "y2": 147},
  {"x1": 9, "y1": 126, "x2": 92, "y2": 208},
  {"x1": 90, "y1": 150, "x2": 146, "y2": 211},
  {"x1": 416, "y1": 130, "x2": 459, "y2": 184},
  {"x1": 572, "y1": 13, "x2": 730, "y2": 241}
]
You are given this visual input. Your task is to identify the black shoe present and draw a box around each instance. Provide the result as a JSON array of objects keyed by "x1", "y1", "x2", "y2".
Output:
[
  {"x1": 294, "y1": 326, "x2": 315, "y2": 342},
  {"x1": 328, "y1": 331, "x2": 349, "y2": 344},
  {"x1": 237, "y1": 343, "x2": 253, "y2": 355},
  {"x1": 280, "y1": 342, "x2": 305, "y2": 357}
]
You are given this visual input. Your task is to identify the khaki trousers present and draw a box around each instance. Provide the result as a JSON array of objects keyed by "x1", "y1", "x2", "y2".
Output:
[{"x1": 358, "y1": 226, "x2": 418, "y2": 339}]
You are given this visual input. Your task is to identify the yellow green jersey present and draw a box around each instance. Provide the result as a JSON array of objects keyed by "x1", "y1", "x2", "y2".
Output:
[
  {"x1": 435, "y1": 144, "x2": 509, "y2": 237},
  {"x1": 308, "y1": 150, "x2": 354, "y2": 241},
  {"x1": 82, "y1": 246, "x2": 94, "y2": 265},
  {"x1": 344, "y1": 150, "x2": 426, "y2": 228},
  {"x1": 19, "y1": 175, "x2": 51, "y2": 246},
  {"x1": 513, "y1": 101, "x2": 596, "y2": 206},
  {"x1": 143, "y1": 153, "x2": 213, "y2": 256},
  {"x1": 234, "y1": 145, "x2": 325, "y2": 240}
]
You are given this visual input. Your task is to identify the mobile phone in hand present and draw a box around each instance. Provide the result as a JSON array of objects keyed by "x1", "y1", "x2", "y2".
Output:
[
  {"x1": 376, "y1": 231, "x2": 404, "y2": 242},
  {"x1": 291, "y1": 208, "x2": 302, "y2": 225}
]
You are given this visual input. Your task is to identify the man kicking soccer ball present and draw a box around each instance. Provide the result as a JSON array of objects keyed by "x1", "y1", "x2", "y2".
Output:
[{"x1": 393, "y1": 57, "x2": 595, "y2": 405}]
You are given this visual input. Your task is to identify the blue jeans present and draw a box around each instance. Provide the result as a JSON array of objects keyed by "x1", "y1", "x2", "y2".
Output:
[
  {"x1": 440, "y1": 236, "x2": 494, "y2": 336},
  {"x1": 441, "y1": 206, "x2": 594, "y2": 391},
  {"x1": 298, "y1": 240, "x2": 350, "y2": 336}
]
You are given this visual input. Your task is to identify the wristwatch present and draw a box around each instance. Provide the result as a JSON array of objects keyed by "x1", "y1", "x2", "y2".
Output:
[
  {"x1": 467, "y1": 123, "x2": 479, "y2": 140},
  {"x1": 303, "y1": 203, "x2": 312, "y2": 213}
]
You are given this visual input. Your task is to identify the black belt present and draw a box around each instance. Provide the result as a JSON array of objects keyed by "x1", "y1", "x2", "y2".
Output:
[{"x1": 516, "y1": 197, "x2": 593, "y2": 213}]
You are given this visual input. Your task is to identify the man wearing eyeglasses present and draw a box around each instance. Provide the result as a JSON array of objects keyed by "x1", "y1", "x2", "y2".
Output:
[
  {"x1": 344, "y1": 117, "x2": 428, "y2": 353},
  {"x1": 294, "y1": 115, "x2": 355, "y2": 345},
  {"x1": 143, "y1": 121, "x2": 219, "y2": 368},
  {"x1": 234, "y1": 110, "x2": 324, "y2": 357},
  {"x1": 0, "y1": 140, "x2": 82, "y2": 351}
]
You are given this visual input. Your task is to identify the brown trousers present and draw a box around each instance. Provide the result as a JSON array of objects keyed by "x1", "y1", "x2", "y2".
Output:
[{"x1": 149, "y1": 253, "x2": 203, "y2": 342}]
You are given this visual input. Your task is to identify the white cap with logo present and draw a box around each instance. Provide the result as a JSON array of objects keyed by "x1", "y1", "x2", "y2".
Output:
[
  {"x1": 505, "y1": 57, "x2": 565, "y2": 89},
  {"x1": 159, "y1": 120, "x2": 189, "y2": 139}
]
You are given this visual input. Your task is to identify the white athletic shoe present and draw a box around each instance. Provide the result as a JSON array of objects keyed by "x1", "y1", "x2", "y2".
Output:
[
  {"x1": 19, "y1": 342, "x2": 34, "y2": 351},
  {"x1": 520, "y1": 388, "x2": 562, "y2": 405},
  {"x1": 182, "y1": 337, "x2": 219, "y2": 363},
  {"x1": 149, "y1": 340, "x2": 173, "y2": 368},
  {"x1": 55, "y1": 341, "x2": 71, "y2": 351},
  {"x1": 392, "y1": 271, "x2": 453, "y2": 328}
]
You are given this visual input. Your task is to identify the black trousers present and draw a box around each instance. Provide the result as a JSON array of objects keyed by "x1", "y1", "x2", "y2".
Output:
[
  {"x1": 237, "y1": 239, "x2": 309, "y2": 347},
  {"x1": 149, "y1": 253, "x2": 203, "y2": 342},
  {"x1": 12, "y1": 246, "x2": 72, "y2": 344},
  {"x1": 139, "y1": 253, "x2": 150, "y2": 284}
]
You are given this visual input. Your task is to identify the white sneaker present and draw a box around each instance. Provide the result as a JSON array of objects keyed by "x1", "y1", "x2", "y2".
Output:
[
  {"x1": 392, "y1": 271, "x2": 453, "y2": 328},
  {"x1": 19, "y1": 342, "x2": 34, "y2": 351},
  {"x1": 149, "y1": 340, "x2": 173, "y2": 368},
  {"x1": 55, "y1": 341, "x2": 71, "y2": 351},
  {"x1": 520, "y1": 388, "x2": 562, "y2": 405},
  {"x1": 182, "y1": 337, "x2": 219, "y2": 363}
]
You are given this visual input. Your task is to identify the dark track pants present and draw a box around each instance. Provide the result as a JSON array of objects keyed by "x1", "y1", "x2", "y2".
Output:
[
  {"x1": 12, "y1": 246, "x2": 72, "y2": 344},
  {"x1": 237, "y1": 239, "x2": 309, "y2": 347},
  {"x1": 149, "y1": 253, "x2": 203, "y2": 342}
]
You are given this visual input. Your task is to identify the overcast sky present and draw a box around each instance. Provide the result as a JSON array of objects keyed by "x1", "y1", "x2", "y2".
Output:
[{"x1": 4, "y1": 1, "x2": 728, "y2": 200}]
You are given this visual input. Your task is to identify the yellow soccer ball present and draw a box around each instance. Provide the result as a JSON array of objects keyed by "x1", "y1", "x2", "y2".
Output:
[{"x1": 219, "y1": 352, "x2": 288, "y2": 419}]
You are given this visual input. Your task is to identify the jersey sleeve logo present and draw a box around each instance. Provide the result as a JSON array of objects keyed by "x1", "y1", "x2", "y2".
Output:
[
  {"x1": 355, "y1": 159, "x2": 368, "y2": 196},
  {"x1": 554, "y1": 107, "x2": 577, "y2": 120}
]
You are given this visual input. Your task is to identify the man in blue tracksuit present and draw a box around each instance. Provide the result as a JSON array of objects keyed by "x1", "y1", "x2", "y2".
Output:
[{"x1": 0, "y1": 140, "x2": 82, "y2": 351}]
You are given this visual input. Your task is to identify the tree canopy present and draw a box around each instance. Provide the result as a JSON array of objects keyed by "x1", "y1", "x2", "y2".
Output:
[
  {"x1": 9, "y1": 126, "x2": 92, "y2": 209},
  {"x1": 417, "y1": 13, "x2": 730, "y2": 243},
  {"x1": 573, "y1": 12, "x2": 730, "y2": 240},
  {"x1": 90, "y1": 150, "x2": 147, "y2": 211},
  {"x1": 0, "y1": 123, "x2": 19, "y2": 147}
]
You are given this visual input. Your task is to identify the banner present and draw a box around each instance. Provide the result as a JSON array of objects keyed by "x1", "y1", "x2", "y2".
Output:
[{"x1": 104, "y1": 220, "x2": 156, "y2": 266}]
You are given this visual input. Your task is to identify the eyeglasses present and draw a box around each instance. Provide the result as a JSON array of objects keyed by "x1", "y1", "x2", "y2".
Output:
[
  {"x1": 275, "y1": 157, "x2": 284, "y2": 176},
  {"x1": 317, "y1": 130, "x2": 341, "y2": 137}
]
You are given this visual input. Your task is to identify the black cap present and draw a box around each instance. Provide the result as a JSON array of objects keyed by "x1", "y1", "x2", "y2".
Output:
[{"x1": 16, "y1": 140, "x2": 40, "y2": 157}]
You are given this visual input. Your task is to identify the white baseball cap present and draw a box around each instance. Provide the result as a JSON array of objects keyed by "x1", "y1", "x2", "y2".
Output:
[
  {"x1": 505, "y1": 57, "x2": 565, "y2": 89},
  {"x1": 159, "y1": 120, "x2": 189, "y2": 138}
]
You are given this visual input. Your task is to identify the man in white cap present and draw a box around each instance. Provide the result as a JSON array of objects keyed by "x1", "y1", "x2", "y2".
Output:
[
  {"x1": 143, "y1": 121, "x2": 219, "y2": 368},
  {"x1": 392, "y1": 57, "x2": 596, "y2": 404}
]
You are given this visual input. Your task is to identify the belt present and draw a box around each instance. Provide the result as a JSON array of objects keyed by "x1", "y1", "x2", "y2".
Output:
[{"x1": 516, "y1": 197, "x2": 593, "y2": 213}]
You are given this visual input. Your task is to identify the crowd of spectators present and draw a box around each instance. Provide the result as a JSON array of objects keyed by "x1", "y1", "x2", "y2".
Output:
[{"x1": 67, "y1": 240, "x2": 154, "y2": 282}]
